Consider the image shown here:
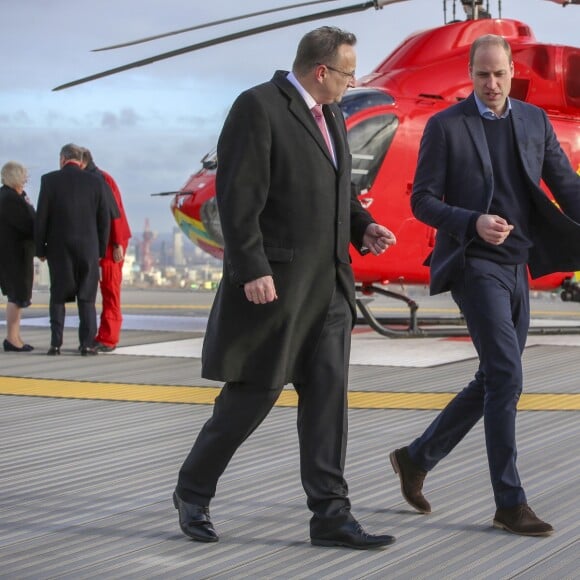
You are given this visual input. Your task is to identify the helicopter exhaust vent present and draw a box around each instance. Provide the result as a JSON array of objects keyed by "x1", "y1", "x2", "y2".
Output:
[{"x1": 417, "y1": 93, "x2": 444, "y2": 100}]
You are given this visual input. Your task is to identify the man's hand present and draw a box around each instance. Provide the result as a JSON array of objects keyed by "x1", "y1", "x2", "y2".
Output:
[
  {"x1": 476, "y1": 214, "x2": 514, "y2": 245},
  {"x1": 362, "y1": 223, "x2": 397, "y2": 256},
  {"x1": 112, "y1": 245, "x2": 124, "y2": 263},
  {"x1": 244, "y1": 275, "x2": 278, "y2": 304}
]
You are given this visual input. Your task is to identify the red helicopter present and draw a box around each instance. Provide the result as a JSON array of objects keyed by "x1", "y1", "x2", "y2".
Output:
[{"x1": 55, "y1": 0, "x2": 580, "y2": 335}]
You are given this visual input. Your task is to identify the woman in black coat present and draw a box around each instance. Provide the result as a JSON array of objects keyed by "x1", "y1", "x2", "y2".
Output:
[{"x1": 0, "y1": 161, "x2": 36, "y2": 351}]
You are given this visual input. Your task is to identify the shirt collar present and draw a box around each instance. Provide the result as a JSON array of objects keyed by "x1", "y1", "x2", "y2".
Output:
[
  {"x1": 473, "y1": 92, "x2": 511, "y2": 120},
  {"x1": 286, "y1": 71, "x2": 317, "y2": 110}
]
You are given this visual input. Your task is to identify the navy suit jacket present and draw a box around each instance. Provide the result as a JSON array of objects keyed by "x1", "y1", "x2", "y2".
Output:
[{"x1": 411, "y1": 93, "x2": 580, "y2": 295}]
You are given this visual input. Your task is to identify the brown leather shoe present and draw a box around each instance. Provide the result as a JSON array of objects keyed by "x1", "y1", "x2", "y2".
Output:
[
  {"x1": 389, "y1": 447, "x2": 431, "y2": 514},
  {"x1": 493, "y1": 504, "x2": 554, "y2": 536}
]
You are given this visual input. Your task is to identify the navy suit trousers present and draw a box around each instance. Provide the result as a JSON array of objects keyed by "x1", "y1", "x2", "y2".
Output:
[{"x1": 409, "y1": 258, "x2": 529, "y2": 509}]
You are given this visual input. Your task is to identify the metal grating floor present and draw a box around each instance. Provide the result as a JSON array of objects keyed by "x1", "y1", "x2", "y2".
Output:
[{"x1": 1, "y1": 302, "x2": 579, "y2": 579}]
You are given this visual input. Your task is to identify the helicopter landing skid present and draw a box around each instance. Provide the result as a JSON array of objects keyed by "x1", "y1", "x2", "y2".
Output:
[
  {"x1": 355, "y1": 284, "x2": 469, "y2": 338},
  {"x1": 355, "y1": 283, "x2": 580, "y2": 338}
]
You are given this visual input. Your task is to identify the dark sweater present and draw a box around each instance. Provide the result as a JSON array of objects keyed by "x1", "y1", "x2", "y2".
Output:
[{"x1": 467, "y1": 115, "x2": 533, "y2": 264}]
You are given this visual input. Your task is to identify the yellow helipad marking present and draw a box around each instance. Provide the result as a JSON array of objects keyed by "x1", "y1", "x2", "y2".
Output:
[{"x1": 0, "y1": 377, "x2": 578, "y2": 411}]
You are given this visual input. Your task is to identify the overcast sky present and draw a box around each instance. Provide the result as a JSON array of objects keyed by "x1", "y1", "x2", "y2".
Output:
[{"x1": 0, "y1": 0, "x2": 577, "y2": 236}]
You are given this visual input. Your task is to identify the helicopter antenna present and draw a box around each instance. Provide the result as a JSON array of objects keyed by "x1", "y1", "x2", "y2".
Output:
[
  {"x1": 53, "y1": 1, "x2": 407, "y2": 91},
  {"x1": 92, "y1": 0, "x2": 342, "y2": 51}
]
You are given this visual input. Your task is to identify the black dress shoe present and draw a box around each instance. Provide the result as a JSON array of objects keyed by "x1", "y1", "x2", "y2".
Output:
[
  {"x1": 311, "y1": 521, "x2": 395, "y2": 549},
  {"x1": 173, "y1": 491, "x2": 218, "y2": 542},
  {"x1": 3, "y1": 339, "x2": 33, "y2": 352},
  {"x1": 80, "y1": 346, "x2": 99, "y2": 356},
  {"x1": 47, "y1": 346, "x2": 61, "y2": 356}
]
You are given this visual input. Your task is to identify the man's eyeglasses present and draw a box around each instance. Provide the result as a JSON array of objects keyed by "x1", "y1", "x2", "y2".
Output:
[{"x1": 317, "y1": 63, "x2": 356, "y2": 80}]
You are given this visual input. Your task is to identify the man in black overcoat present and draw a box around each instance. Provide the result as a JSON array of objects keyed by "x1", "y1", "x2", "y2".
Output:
[
  {"x1": 35, "y1": 143, "x2": 110, "y2": 355},
  {"x1": 173, "y1": 27, "x2": 397, "y2": 549}
]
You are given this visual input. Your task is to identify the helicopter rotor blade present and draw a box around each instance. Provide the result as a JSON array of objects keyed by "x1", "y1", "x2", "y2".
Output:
[
  {"x1": 93, "y1": 0, "x2": 342, "y2": 51},
  {"x1": 53, "y1": 1, "x2": 405, "y2": 91},
  {"x1": 545, "y1": 0, "x2": 580, "y2": 5}
]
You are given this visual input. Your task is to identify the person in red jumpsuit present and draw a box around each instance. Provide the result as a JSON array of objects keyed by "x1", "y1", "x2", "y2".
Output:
[{"x1": 81, "y1": 148, "x2": 132, "y2": 352}]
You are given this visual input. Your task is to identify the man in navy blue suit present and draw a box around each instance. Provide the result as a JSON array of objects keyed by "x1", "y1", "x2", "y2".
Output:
[{"x1": 390, "y1": 34, "x2": 580, "y2": 536}]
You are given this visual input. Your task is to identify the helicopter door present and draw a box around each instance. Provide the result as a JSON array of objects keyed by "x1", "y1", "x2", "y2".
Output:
[{"x1": 347, "y1": 113, "x2": 399, "y2": 194}]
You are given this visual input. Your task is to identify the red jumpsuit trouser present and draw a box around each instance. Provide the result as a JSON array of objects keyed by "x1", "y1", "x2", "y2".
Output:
[{"x1": 95, "y1": 256, "x2": 124, "y2": 347}]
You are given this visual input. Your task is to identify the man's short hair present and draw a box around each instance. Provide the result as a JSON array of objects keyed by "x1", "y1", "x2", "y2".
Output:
[
  {"x1": 469, "y1": 34, "x2": 512, "y2": 66},
  {"x1": 293, "y1": 26, "x2": 356, "y2": 76},
  {"x1": 60, "y1": 143, "x2": 83, "y2": 162},
  {"x1": 80, "y1": 147, "x2": 94, "y2": 166}
]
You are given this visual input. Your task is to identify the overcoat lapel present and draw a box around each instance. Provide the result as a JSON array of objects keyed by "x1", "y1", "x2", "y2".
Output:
[
  {"x1": 323, "y1": 105, "x2": 346, "y2": 174},
  {"x1": 273, "y1": 72, "x2": 338, "y2": 169}
]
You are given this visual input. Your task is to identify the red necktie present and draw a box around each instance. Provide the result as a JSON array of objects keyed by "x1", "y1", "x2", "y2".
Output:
[{"x1": 311, "y1": 105, "x2": 335, "y2": 162}]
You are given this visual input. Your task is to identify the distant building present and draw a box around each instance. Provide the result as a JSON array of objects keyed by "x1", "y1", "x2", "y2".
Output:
[{"x1": 173, "y1": 227, "x2": 185, "y2": 266}]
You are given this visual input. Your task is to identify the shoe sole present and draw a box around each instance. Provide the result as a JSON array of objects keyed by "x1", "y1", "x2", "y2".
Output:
[
  {"x1": 173, "y1": 493, "x2": 219, "y2": 543},
  {"x1": 311, "y1": 538, "x2": 395, "y2": 549},
  {"x1": 492, "y1": 520, "x2": 554, "y2": 537},
  {"x1": 389, "y1": 451, "x2": 431, "y2": 514}
]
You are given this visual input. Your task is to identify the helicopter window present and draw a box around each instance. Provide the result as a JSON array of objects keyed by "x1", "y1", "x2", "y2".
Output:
[
  {"x1": 347, "y1": 113, "x2": 399, "y2": 192},
  {"x1": 201, "y1": 148, "x2": 218, "y2": 170},
  {"x1": 339, "y1": 89, "x2": 395, "y2": 119}
]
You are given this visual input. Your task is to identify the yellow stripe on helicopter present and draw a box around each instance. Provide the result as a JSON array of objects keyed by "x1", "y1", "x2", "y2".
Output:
[{"x1": 172, "y1": 206, "x2": 221, "y2": 249}]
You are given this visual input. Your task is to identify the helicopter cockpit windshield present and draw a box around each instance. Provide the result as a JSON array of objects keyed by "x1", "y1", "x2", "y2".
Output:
[
  {"x1": 340, "y1": 89, "x2": 399, "y2": 193},
  {"x1": 339, "y1": 88, "x2": 395, "y2": 119}
]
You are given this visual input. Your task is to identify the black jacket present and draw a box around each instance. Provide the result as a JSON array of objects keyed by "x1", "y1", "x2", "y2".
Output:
[{"x1": 35, "y1": 163, "x2": 110, "y2": 302}]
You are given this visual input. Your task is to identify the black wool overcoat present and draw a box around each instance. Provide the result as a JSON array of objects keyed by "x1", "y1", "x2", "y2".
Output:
[
  {"x1": 35, "y1": 163, "x2": 110, "y2": 303},
  {"x1": 201, "y1": 71, "x2": 374, "y2": 387},
  {"x1": 0, "y1": 185, "x2": 36, "y2": 302}
]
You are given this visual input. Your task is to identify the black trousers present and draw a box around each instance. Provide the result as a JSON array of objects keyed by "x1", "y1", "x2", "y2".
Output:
[
  {"x1": 176, "y1": 285, "x2": 354, "y2": 533},
  {"x1": 49, "y1": 299, "x2": 97, "y2": 348}
]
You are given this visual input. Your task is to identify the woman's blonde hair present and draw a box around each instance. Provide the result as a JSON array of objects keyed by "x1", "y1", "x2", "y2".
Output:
[{"x1": 1, "y1": 161, "x2": 28, "y2": 190}]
